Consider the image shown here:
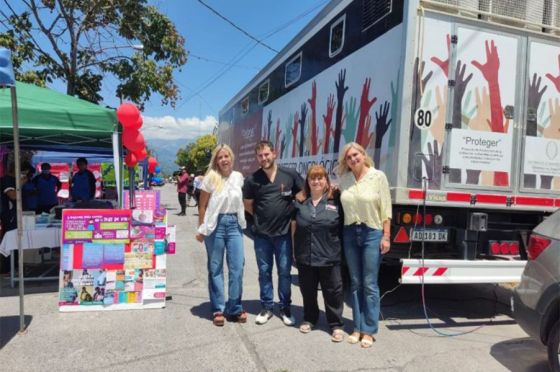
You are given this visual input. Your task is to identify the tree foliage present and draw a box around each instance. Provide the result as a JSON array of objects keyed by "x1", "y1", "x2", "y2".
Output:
[
  {"x1": 176, "y1": 134, "x2": 216, "y2": 175},
  {"x1": 0, "y1": 0, "x2": 187, "y2": 107}
]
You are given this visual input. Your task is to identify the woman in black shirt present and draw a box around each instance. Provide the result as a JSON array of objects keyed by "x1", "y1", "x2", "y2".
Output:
[{"x1": 291, "y1": 165, "x2": 344, "y2": 342}]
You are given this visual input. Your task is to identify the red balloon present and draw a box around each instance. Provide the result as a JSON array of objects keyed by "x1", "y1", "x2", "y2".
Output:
[
  {"x1": 130, "y1": 115, "x2": 143, "y2": 130},
  {"x1": 122, "y1": 130, "x2": 145, "y2": 152},
  {"x1": 134, "y1": 147, "x2": 147, "y2": 161},
  {"x1": 124, "y1": 152, "x2": 137, "y2": 167},
  {"x1": 117, "y1": 103, "x2": 141, "y2": 129}
]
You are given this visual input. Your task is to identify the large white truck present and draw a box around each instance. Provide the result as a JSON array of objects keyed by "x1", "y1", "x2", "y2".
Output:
[{"x1": 218, "y1": 0, "x2": 560, "y2": 284}]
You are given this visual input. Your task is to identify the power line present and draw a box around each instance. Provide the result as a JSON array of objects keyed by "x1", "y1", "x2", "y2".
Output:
[
  {"x1": 188, "y1": 52, "x2": 260, "y2": 70},
  {"x1": 197, "y1": 0, "x2": 279, "y2": 54},
  {"x1": 178, "y1": 0, "x2": 328, "y2": 108}
]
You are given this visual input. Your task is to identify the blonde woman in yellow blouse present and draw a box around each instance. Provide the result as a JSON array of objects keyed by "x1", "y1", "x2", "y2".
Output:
[{"x1": 338, "y1": 142, "x2": 391, "y2": 348}]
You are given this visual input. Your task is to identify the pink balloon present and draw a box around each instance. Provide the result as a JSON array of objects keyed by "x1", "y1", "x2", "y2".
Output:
[
  {"x1": 117, "y1": 103, "x2": 141, "y2": 129},
  {"x1": 122, "y1": 130, "x2": 145, "y2": 152}
]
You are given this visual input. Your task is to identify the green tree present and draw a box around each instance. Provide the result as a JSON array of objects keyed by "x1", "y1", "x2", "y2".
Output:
[
  {"x1": 176, "y1": 134, "x2": 216, "y2": 174},
  {"x1": 0, "y1": 0, "x2": 187, "y2": 107}
]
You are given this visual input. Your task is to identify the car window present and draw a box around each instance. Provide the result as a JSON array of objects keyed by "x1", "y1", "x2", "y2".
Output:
[{"x1": 534, "y1": 209, "x2": 560, "y2": 240}]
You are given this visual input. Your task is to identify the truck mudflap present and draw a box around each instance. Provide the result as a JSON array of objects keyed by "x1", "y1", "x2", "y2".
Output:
[{"x1": 400, "y1": 259, "x2": 526, "y2": 284}]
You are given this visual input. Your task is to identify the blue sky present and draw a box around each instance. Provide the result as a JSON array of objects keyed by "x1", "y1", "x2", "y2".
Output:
[{"x1": 115, "y1": 0, "x2": 328, "y2": 145}]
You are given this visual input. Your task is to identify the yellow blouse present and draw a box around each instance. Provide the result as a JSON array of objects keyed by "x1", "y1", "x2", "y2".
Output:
[{"x1": 339, "y1": 167, "x2": 392, "y2": 229}]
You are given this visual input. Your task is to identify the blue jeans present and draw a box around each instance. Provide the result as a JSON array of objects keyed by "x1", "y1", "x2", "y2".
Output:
[
  {"x1": 343, "y1": 224, "x2": 383, "y2": 335},
  {"x1": 204, "y1": 214, "x2": 245, "y2": 316},
  {"x1": 254, "y1": 233, "x2": 292, "y2": 310}
]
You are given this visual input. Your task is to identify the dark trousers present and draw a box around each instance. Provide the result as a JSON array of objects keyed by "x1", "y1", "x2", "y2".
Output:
[
  {"x1": 178, "y1": 192, "x2": 186, "y2": 213},
  {"x1": 297, "y1": 263, "x2": 344, "y2": 330}
]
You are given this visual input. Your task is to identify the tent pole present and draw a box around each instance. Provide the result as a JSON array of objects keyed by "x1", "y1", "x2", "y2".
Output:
[
  {"x1": 10, "y1": 86, "x2": 26, "y2": 334},
  {"x1": 112, "y1": 132, "x2": 121, "y2": 206}
]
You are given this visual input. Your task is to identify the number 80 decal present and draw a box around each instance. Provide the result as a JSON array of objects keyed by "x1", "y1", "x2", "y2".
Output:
[{"x1": 414, "y1": 108, "x2": 433, "y2": 130}]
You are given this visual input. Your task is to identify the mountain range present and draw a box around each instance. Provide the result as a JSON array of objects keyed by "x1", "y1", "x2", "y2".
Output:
[{"x1": 148, "y1": 138, "x2": 190, "y2": 175}]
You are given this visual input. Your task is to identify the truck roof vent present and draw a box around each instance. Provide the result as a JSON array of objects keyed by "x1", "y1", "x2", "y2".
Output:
[{"x1": 362, "y1": 0, "x2": 392, "y2": 31}]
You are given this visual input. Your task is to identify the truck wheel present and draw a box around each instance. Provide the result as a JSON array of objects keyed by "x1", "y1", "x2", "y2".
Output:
[{"x1": 548, "y1": 320, "x2": 560, "y2": 372}]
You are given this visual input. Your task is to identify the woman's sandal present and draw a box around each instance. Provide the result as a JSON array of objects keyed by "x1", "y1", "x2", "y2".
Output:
[
  {"x1": 360, "y1": 334, "x2": 375, "y2": 348},
  {"x1": 347, "y1": 331, "x2": 361, "y2": 344},
  {"x1": 213, "y1": 312, "x2": 225, "y2": 327},
  {"x1": 299, "y1": 322, "x2": 313, "y2": 334},
  {"x1": 331, "y1": 329, "x2": 345, "y2": 343}
]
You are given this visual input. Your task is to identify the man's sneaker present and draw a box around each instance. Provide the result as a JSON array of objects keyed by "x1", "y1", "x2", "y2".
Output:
[
  {"x1": 255, "y1": 309, "x2": 273, "y2": 325},
  {"x1": 280, "y1": 308, "x2": 295, "y2": 326}
]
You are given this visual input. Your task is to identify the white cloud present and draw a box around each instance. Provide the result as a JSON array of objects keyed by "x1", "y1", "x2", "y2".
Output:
[{"x1": 141, "y1": 115, "x2": 217, "y2": 141}]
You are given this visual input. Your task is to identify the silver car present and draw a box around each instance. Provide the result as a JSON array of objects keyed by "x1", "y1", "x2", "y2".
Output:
[{"x1": 512, "y1": 209, "x2": 560, "y2": 372}]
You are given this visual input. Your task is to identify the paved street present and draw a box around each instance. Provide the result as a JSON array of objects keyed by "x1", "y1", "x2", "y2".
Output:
[{"x1": 0, "y1": 184, "x2": 550, "y2": 371}]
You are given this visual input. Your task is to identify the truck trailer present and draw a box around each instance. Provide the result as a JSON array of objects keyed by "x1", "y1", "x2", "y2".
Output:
[{"x1": 218, "y1": 0, "x2": 560, "y2": 284}]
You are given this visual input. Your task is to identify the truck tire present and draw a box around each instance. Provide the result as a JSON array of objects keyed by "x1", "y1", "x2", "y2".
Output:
[{"x1": 548, "y1": 320, "x2": 560, "y2": 372}]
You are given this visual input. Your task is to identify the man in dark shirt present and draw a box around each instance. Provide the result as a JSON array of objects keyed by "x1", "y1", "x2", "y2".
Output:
[
  {"x1": 70, "y1": 157, "x2": 96, "y2": 202},
  {"x1": 175, "y1": 167, "x2": 189, "y2": 216},
  {"x1": 243, "y1": 140, "x2": 304, "y2": 326},
  {"x1": 33, "y1": 162, "x2": 62, "y2": 213}
]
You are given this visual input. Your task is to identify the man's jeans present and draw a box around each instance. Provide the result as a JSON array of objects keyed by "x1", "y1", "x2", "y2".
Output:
[
  {"x1": 254, "y1": 233, "x2": 292, "y2": 311},
  {"x1": 204, "y1": 214, "x2": 245, "y2": 316},
  {"x1": 343, "y1": 224, "x2": 382, "y2": 335}
]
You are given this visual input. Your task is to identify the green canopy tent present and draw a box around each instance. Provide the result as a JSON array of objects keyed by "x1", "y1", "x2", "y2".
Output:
[
  {"x1": 0, "y1": 82, "x2": 118, "y2": 151},
  {"x1": 0, "y1": 82, "x2": 123, "y2": 199}
]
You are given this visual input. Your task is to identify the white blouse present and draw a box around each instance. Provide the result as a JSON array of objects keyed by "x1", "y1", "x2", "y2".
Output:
[{"x1": 197, "y1": 171, "x2": 247, "y2": 236}]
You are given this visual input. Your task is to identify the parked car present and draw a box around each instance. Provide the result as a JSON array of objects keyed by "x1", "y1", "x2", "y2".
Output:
[{"x1": 512, "y1": 209, "x2": 560, "y2": 371}]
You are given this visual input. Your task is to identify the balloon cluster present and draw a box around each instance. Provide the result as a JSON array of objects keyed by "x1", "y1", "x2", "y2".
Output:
[{"x1": 117, "y1": 103, "x2": 158, "y2": 171}]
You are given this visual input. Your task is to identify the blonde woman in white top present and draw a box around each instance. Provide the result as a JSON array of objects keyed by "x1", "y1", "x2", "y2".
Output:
[
  {"x1": 196, "y1": 144, "x2": 247, "y2": 326},
  {"x1": 338, "y1": 142, "x2": 392, "y2": 348}
]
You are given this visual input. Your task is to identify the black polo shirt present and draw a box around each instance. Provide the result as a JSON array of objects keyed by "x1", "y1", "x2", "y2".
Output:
[
  {"x1": 243, "y1": 166, "x2": 304, "y2": 237},
  {"x1": 292, "y1": 195, "x2": 342, "y2": 267},
  {"x1": 0, "y1": 175, "x2": 16, "y2": 231}
]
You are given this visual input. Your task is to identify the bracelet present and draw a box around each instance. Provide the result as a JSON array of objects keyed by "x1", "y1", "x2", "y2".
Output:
[{"x1": 382, "y1": 236, "x2": 390, "y2": 241}]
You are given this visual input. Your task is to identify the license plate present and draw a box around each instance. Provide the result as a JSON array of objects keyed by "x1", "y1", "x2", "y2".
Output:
[{"x1": 410, "y1": 228, "x2": 448, "y2": 242}]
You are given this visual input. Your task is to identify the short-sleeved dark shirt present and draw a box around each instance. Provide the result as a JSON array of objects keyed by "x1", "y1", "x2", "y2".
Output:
[
  {"x1": 292, "y1": 195, "x2": 342, "y2": 266},
  {"x1": 243, "y1": 166, "x2": 304, "y2": 237}
]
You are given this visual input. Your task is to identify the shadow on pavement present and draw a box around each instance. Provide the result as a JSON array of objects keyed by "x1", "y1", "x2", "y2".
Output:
[
  {"x1": 490, "y1": 337, "x2": 549, "y2": 372},
  {"x1": 190, "y1": 299, "x2": 353, "y2": 334},
  {"x1": 0, "y1": 315, "x2": 33, "y2": 349}
]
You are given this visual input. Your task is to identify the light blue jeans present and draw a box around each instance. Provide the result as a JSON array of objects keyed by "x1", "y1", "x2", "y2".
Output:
[
  {"x1": 204, "y1": 214, "x2": 245, "y2": 316},
  {"x1": 343, "y1": 224, "x2": 383, "y2": 335},
  {"x1": 254, "y1": 233, "x2": 292, "y2": 311}
]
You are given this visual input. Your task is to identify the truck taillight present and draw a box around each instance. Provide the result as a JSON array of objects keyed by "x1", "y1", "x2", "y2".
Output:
[
  {"x1": 489, "y1": 241, "x2": 520, "y2": 255},
  {"x1": 527, "y1": 235, "x2": 551, "y2": 260}
]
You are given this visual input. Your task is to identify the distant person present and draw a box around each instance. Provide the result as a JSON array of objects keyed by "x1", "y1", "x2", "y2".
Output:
[
  {"x1": 70, "y1": 157, "x2": 96, "y2": 202},
  {"x1": 33, "y1": 162, "x2": 62, "y2": 213},
  {"x1": 176, "y1": 167, "x2": 189, "y2": 216},
  {"x1": 243, "y1": 140, "x2": 304, "y2": 326},
  {"x1": 21, "y1": 164, "x2": 38, "y2": 212},
  {"x1": 193, "y1": 173, "x2": 204, "y2": 207}
]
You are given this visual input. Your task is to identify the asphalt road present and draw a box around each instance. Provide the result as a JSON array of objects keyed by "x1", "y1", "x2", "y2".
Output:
[{"x1": 0, "y1": 184, "x2": 550, "y2": 371}]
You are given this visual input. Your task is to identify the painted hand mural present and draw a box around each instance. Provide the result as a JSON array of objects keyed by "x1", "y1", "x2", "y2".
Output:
[
  {"x1": 344, "y1": 96, "x2": 359, "y2": 145},
  {"x1": 545, "y1": 54, "x2": 560, "y2": 93},
  {"x1": 322, "y1": 94, "x2": 335, "y2": 154},
  {"x1": 373, "y1": 101, "x2": 391, "y2": 167},
  {"x1": 408, "y1": 57, "x2": 433, "y2": 188},
  {"x1": 430, "y1": 34, "x2": 451, "y2": 77},
  {"x1": 307, "y1": 81, "x2": 320, "y2": 155},
  {"x1": 266, "y1": 111, "x2": 273, "y2": 141},
  {"x1": 356, "y1": 78, "x2": 377, "y2": 148},
  {"x1": 524, "y1": 73, "x2": 547, "y2": 188},
  {"x1": 292, "y1": 111, "x2": 299, "y2": 158},
  {"x1": 333, "y1": 69, "x2": 348, "y2": 153},
  {"x1": 471, "y1": 40, "x2": 508, "y2": 187},
  {"x1": 420, "y1": 139, "x2": 442, "y2": 189},
  {"x1": 299, "y1": 103, "x2": 308, "y2": 157},
  {"x1": 274, "y1": 119, "x2": 281, "y2": 154}
]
